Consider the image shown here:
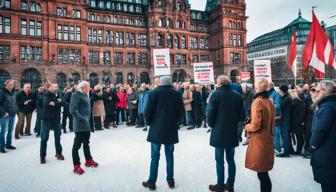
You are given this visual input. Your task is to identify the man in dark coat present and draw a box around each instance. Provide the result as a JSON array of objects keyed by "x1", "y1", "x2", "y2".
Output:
[
  {"x1": 14, "y1": 83, "x2": 36, "y2": 138},
  {"x1": 70, "y1": 81, "x2": 98, "y2": 175},
  {"x1": 0, "y1": 79, "x2": 17, "y2": 153},
  {"x1": 103, "y1": 87, "x2": 119, "y2": 128},
  {"x1": 277, "y1": 85, "x2": 292, "y2": 157},
  {"x1": 34, "y1": 86, "x2": 45, "y2": 137},
  {"x1": 40, "y1": 83, "x2": 65, "y2": 164},
  {"x1": 207, "y1": 75, "x2": 245, "y2": 192},
  {"x1": 310, "y1": 81, "x2": 336, "y2": 192},
  {"x1": 61, "y1": 85, "x2": 74, "y2": 133},
  {"x1": 142, "y1": 76, "x2": 184, "y2": 191}
]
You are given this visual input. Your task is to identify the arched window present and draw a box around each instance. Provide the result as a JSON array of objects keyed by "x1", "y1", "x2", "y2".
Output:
[
  {"x1": 173, "y1": 69, "x2": 187, "y2": 83},
  {"x1": 176, "y1": 20, "x2": 181, "y2": 28},
  {"x1": 89, "y1": 73, "x2": 99, "y2": 87},
  {"x1": 181, "y1": 36, "x2": 186, "y2": 49},
  {"x1": 56, "y1": 73, "x2": 67, "y2": 92},
  {"x1": 115, "y1": 72, "x2": 123, "y2": 84},
  {"x1": 166, "y1": 19, "x2": 171, "y2": 28},
  {"x1": 158, "y1": 0, "x2": 164, "y2": 9},
  {"x1": 70, "y1": 73, "x2": 81, "y2": 84},
  {"x1": 21, "y1": 68, "x2": 42, "y2": 90},
  {"x1": 102, "y1": 72, "x2": 112, "y2": 85},
  {"x1": 140, "y1": 72, "x2": 150, "y2": 84},
  {"x1": 157, "y1": 33, "x2": 164, "y2": 48},
  {"x1": 167, "y1": 33, "x2": 172, "y2": 48},
  {"x1": 176, "y1": 2, "x2": 181, "y2": 11},
  {"x1": 127, "y1": 72, "x2": 135, "y2": 85},
  {"x1": 29, "y1": 2, "x2": 41, "y2": 12},
  {"x1": 0, "y1": 70, "x2": 11, "y2": 88}
]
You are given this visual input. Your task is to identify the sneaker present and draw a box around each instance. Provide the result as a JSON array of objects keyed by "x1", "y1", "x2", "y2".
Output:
[
  {"x1": 25, "y1": 133, "x2": 32, "y2": 136},
  {"x1": 209, "y1": 184, "x2": 225, "y2": 192},
  {"x1": 85, "y1": 159, "x2": 98, "y2": 168},
  {"x1": 0, "y1": 149, "x2": 7, "y2": 153},
  {"x1": 55, "y1": 153, "x2": 65, "y2": 160},
  {"x1": 40, "y1": 156, "x2": 46, "y2": 164},
  {"x1": 15, "y1": 136, "x2": 20, "y2": 139},
  {"x1": 167, "y1": 180, "x2": 175, "y2": 189},
  {"x1": 95, "y1": 128, "x2": 104, "y2": 131},
  {"x1": 6, "y1": 145, "x2": 16, "y2": 150},
  {"x1": 73, "y1": 164, "x2": 85, "y2": 175},
  {"x1": 143, "y1": 127, "x2": 148, "y2": 132},
  {"x1": 142, "y1": 181, "x2": 156, "y2": 191},
  {"x1": 225, "y1": 186, "x2": 235, "y2": 192},
  {"x1": 187, "y1": 126, "x2": 195, "y2": 130}
]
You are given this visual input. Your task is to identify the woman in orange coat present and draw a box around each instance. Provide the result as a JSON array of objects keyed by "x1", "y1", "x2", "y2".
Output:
[{"x1": 245, "y1": 78, "x2": 275, "y2": 192}]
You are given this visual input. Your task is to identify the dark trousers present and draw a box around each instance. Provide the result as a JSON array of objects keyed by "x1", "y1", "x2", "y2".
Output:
[
  {"x1": 215, "y1": 147, "x2": 236, "y2": 188},
  {"x1": 192, "y1": 105, "x2": 202, "y2": 127},
  {"x1": 304, "y1": 128, "x2": 312, "y2": 153},
  {"x1": 34, "y1": 111, "x2": 42, "y2": 134},
  {"x1": 129, "y1": 109, "x2": 137, "y2": 125},
  {"x1": 138, "y1": 113, "x2": 145, "y2": 127},
  {"x1": 93, "y1": 116, "x2": 102, "y2": 130},
  {"x1": 116, "y1": 107, "x2": 126, "y2": 124},
  {"x1": 40, "y1": 120, "x2": 62, "y2": 157},
  {"x1": 72, "y1": 131, "x2": 93, "y2": 165},
  {"x1": 15, "y1": 112, "x2": 33, "y2": 136},
  {"x1": 104, "y1": 114, "x2": 113, "y2": 128},
  {"x1": 147, "y1": 143, "x2": 174, "y2": 184},
  {"x1": 321, "y1": 184, "x2": 336, "y2": 192},
  {"x1": 295, "y1": 133, "x2": 304, "y2": 154},
  {"x1": 257, "y1": 172, "x2": 272, "y2": 192},
  {"x1": 61, "y1": 112, "x2": 73, "y2": 132}
]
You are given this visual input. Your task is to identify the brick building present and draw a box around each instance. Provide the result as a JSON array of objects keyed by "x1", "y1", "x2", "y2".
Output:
[{"x1": 0, "y1": 0, "x2": 247, "y2": 90}]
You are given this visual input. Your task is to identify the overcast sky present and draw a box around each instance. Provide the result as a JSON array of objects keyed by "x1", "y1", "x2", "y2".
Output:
[{"x1": 189, "y1": 0, "x2": 336, "y2": 43}]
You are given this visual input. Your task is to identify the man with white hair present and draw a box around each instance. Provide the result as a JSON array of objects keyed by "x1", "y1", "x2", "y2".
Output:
[{"x1": 70, "y1": 81, "x2": 98, "y2": 175}]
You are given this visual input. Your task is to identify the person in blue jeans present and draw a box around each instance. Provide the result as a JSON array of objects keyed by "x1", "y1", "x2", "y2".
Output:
[
  {"x1": 268, "y1": 82, "x2": 282, "y2": 153},
  {"x1": 40, "y1": 83, "x2": 65, "y2": 164},
  {"x1": 142, "y1": 76, "x2": 184, "y2": 191},
  {"x1": 207, "y1": 76, "x2": 245, "y2": 192},
  {"x1": 0, "y1": 79, "x2": 17, "y2": 153}
]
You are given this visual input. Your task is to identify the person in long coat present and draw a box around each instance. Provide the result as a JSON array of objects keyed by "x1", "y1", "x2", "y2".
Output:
[
  {"x1": 310, "y1": 80, "x2": 336, "y2": 192},
  {"x1": 142, "y1": 76, "x2": 184, "y2": 191},
  {"x1": 245, "y1": 78, "x2": 275, "y2": 192},
  {"x1": 289, "y1": 89, "x2": 307, "y2": 155},
  {"x1": 91, "y1": 85, "x2": 105, "y2": 131},
  {"x1": 182, "y1": 82, "x2": 193, "y2": 129},
  {"x1": 207, "y1": 76, "x2": 245, "y2": 192}
]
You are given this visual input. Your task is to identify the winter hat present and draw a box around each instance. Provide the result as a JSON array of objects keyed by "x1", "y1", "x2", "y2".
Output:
[
  {"x1": 279, "y1": 85, "x2": 288, "y2": 93},
  {"x1": 160, "y1": 76, "x2": 172, "y2": 86}
]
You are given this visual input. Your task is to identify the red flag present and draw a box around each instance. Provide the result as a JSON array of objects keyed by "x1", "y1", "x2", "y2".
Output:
[
  {"x1": 301, "y1": 11, "x2": 336, "y2": 78},
  {"x1": 288, "y1": 32, "x2": 297, "y2": 77}
]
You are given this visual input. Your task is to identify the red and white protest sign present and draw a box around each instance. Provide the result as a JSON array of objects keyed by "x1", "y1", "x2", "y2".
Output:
[
  {"x1": 254, "y1": 60, "x2": 272, "y2": 82},
  {"x1": 153, "y1": 48, "x2": 171, "y2": 76},
  {"x1": 240, "y1": 72, "x2": 251, "y2": 82},
  {"x1": 193, "y1": 62, "x2": 215, "y2": 85}
]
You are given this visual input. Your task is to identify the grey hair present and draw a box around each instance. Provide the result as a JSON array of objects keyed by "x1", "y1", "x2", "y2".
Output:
[
  {"x1": 217, "y1": 75, "x2": 231, "y2": 86},
  {"x1": 4, "y1": 79, "x2": 14, "y2": 85},
  {"x1": 320, "y1": 80, "x2": 336, "y2": 94},
  {"x1": 77, "y1": 81, "x2": 90, "y2": 90}
]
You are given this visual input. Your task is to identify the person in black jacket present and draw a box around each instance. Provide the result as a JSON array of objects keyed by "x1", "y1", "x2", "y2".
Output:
[
  {"x1": 34, "y1": 86, "x2": 45, "y2": 137},
  {"x1": 61, "y1": 85, "x2": 74, "y2": 133},
  {"x1": 14, "y1": 83, "x2": 36, "y2": 138},
  {"x1": 142, "y1": 76, "x2": 184, "y2": 191},
  {"x1": 103, "y1": 87, "x2": 119, "y2": 128},
  {"x1": 277, "y1": 85, "x2": 292, "y2": 158},
  {"x1": 201, "y1": 85, "x2": 210, "y2": 128},
  {"x1": 310, "y1": 81, "x2": 336, "y2": 192},
  {"x1": 127, "y1": 87, "x2": 138, "y2": 126},
  {"x1": 289, "y1": 89, "x2": 307, "y2": 156},
  {"x1": 0, "y1": 79, "x2": 17, "y2": 153},
  {"x1": 207, "y1": 75, "x2": 245, "y2": 192},
  {"x1": 40, "y1": 83, "x2": 65, "y2": 164}
]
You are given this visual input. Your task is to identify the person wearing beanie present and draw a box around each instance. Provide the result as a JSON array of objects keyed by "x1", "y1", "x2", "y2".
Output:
[
  {"x1": 142, "y1": 76, "x2": 184, "y2": 191},
  {"x1": 277, "y1": 85, "x2": 292, "y2": 158}
]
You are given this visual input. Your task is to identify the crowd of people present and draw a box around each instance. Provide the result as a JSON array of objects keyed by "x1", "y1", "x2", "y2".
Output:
[{"x1": 0, "y1": 74, "x2": 335, "y2": 192}]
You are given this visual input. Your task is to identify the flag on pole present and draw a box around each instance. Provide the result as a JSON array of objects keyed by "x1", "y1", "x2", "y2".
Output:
[
  {"x1": 301, "y1": 11, "x2": 336, "y2": 78},
  {"x1": 288, "y1": 32, "x2": 297, "y2": 77}
]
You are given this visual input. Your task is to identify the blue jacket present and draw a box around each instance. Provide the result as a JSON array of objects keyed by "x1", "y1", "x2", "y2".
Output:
[
  {"x1": 206, "y1": 85, "x2": 246, "y2": 148},
  {"x1": 310, "y1": 94, "x2": 336, "y2": 185},
  {"x1": 138, "y1": 89, "x2": 150, "y2": 114},
  {"x1": 268, "y1": 88, "x2": 281, "y2": 118}
]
